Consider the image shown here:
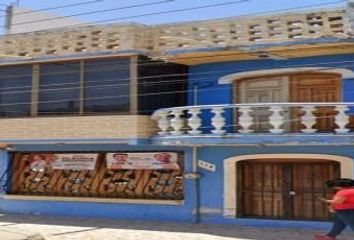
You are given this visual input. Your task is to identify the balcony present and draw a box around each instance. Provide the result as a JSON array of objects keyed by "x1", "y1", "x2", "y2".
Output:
[{"x1": 151, "y1": 103, "x2": 354, "y2": 145}]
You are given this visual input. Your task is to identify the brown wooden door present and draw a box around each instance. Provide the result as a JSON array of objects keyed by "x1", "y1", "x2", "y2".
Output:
[
  {"x1": 237, "y1": 76, "x2": 289, "y2": 132},
  {"x1": 290, "y1": 73, "x2": 341, "y2": 132},
  {"x1": 238, "y1": 160, "x2": 340, "y2": 220}
]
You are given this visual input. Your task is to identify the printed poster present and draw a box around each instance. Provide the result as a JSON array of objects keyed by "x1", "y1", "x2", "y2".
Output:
[
  {"x1": 106, "y1": 152, "x2": 179, "y2": 170},
  {"x1": 28, "y1": 153, "x2": 98, "y2": 171}
]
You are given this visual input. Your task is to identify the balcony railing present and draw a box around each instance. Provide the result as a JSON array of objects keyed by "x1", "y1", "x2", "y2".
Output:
[
  {"x1": 0, "y1": 9, "x2": 350, "y2": 59},
  {"x1": 151, "y1": 103, "x2": 354, "y2": 136}
]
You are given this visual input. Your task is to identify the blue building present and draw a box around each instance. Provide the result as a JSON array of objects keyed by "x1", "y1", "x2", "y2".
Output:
[{"x1": 0, "y1": 6, "x2": 353, "y2": 227}]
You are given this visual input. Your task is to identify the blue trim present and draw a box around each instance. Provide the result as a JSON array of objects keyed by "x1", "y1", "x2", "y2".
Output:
[
  {"x1": 165, "y1": 37, "x2": 354, "y2": 55},
  {"x1": 152, "y1": 134, "x2": 354, "y2": 146},
  {"x1": 1, "y1": 137, "x2": 150, "y2": 145},
  {"x1": 0, "y1": 151, "x2": 10, "y2": 194}
]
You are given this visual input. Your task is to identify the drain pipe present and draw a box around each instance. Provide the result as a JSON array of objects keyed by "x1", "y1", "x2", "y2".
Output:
[{"x1": 192, "y1": 146, "x2": 200, "y2": 223}]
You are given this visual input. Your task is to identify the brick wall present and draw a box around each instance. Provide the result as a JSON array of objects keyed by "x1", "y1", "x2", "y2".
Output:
[{"x1": 0, "y1": 115, "x2": 156, "y2": 140}]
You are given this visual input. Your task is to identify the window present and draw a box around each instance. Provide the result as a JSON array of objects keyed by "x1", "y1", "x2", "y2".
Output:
[
  {"x1": 0, "y1": 65, "x2": 32, "y2": 117},
  {"x1": 38, "y1": 62, "x2": 80, "y2": 115},
  {"x1": 84, "y1": 58, "x2": 130, "y2": 113}
]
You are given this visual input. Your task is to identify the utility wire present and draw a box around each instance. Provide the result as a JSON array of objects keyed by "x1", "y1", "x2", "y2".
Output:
[
  {"x1": 0, "y1": 42, "x2": 352, "y2": 79},
  {"x1": 0, "y1": 0, "x2": 175, "y2": 27},
  {"x1": 0, "y1": 56, "x2": 353, "y2": 93},
  {"x1": 1, "y1": 0, "x2": 250, "y2": 35},
  {"x1": 0, "y1": 64, "x2": 354, "y2": 96},
  {"x1": 0, "y1": 0, "x2": 344, "y2": 36},
  {"x1": 0, "y1": 0, "x2": 104, "y2": 17},
  {"x1": 0, "y1": 66, "x2": 354, "y2": 108}
]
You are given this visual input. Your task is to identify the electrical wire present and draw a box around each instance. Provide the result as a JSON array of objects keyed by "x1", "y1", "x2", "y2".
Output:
[
  {"x1": 0, "y1": 57, "x2": 354, "y2": 96},
  {"x1": 1, "y1": 0, "x2": 344, "y2": 36},
  {"x1": 0, "y1": 0, "x2": 104, "y2": 17},
  {"x1": 0, "y1": 41, "x2": 353, "y2": 83},
  {"x1": 0, "y1": 0, "x2": 175, "y2": 27},
  {"x1": 0, "y1": 56, "x2": 353, "y2": 93},
  {"x1": 0, "y1": 37, "x2": 352, "y2": 79},
  {"x1": 0, "y1": 73, "x2": 354, "y2": 108}
]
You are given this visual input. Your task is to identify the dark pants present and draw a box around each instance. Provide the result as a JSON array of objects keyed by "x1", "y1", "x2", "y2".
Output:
[{"x1": 327, "y1": 209, "x2": 354, "y2": 237}]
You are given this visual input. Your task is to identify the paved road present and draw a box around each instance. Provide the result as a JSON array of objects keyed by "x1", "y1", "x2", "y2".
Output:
[{"x1": 0, "y1": 214, "x2": 352, "y2": 240}]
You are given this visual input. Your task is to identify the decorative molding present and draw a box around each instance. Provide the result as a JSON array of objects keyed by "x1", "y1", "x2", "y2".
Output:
[
  {"x1": 2, "y1": 195, "x2": 184, "y2": 205},
  {"x1": 219, "y1": 68, "x2": 354, "y2": 84}
]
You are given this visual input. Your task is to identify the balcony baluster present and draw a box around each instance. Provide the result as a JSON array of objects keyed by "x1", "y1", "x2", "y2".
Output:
[
  {"x1": 155, "y1": 111, "x2": 171, "y2": 136},
  {"x1": 187, "y1": 108, "x2": 202, "y2": 134},
  {"x1": 238, "y1": 106, "x2": 254, "y2": 133},
  {"x1": 170, "y1": 109, "x2": 185, "y2": 135},
  {"x1": 269, "y1": 106, "x2": 285, "y2": 134},
  {"x1": 334, "y1": 105, "x2": 350, "y2": 133},
  {"x1": 301, "y1": 106, "x2": 317, "y2": 133},
  {"x1": 211, "y1": 107, "x2": 226, "y2": 134}
]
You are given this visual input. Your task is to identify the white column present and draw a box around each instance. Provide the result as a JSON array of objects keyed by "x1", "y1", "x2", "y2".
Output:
[
  {"x1": 335, "y1": 105, "x2": 350, "y2": 133},
  {"x1": 170, "y1": 109, "x2": 185, "y2": 135},
  {"x1": 269, "y1": 106, "x2": 285, "y2": 134},
  {"x1": 187, "y1": 108, "x2": 202, "y2": 134},
  {"x1": 211, "y1": 107, "x2": 225, "y2": 134},
  {"x1": 301, "y1": 106, "x2": 316, "y2": 133},
  {"x1": 238, "y1": 106, "x2": 254, "y2": 133},
  {"x1": 155, "y1": 111, "x2": 170, "y2": 135}
]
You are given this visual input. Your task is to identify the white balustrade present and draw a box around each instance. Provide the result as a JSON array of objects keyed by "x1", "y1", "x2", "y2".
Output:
[
  {"x1": 170, "y1": 110, "x2": 185, "y2": 135},
  {"x1": 301, "y1": 106, "x2": 317, "y2": 133},
  {"x1": 155, "y1": 111, "x2": 170, "y2": 135},
  {"x1": 269, "y1": 106, "x2": 285, "y2": 134},
  {"x1": 187, "y1": 108, "x2": 202, "y2": 134},
  {"x1": 151, "y1": 103, "x2": 354, "y2": 136},
  {"x1": 238, "y1": 106, "x2": 254, "y2": 133},
  {"x1": 211, "y1": 107, "x2": 226, "y2": 134},
  {"x1": 334, "y1": 105, "x2": 350, "y2": 133}
]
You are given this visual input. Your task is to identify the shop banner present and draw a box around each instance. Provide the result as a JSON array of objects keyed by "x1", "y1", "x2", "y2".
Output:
[
  {"x1": 52, "y1": 154, "x2": 98, "y2": 170},
  {"x1": 106, "y1": 152, "x2": 179, "y2": 170},
  {"x1": 28, "y1": 153, "x2": 98, "y2": 171}
]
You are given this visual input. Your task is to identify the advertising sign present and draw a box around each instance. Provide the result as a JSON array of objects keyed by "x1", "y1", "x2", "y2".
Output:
[
  {"x1": 106, "y1": 152, "x2": 179, "y2": 170},
  {"x1": 28, "y1": 153, "x2": 98, "y2": 171}
]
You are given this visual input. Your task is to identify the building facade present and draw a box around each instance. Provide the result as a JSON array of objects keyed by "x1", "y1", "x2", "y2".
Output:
[{"x1": 0, "y1": 6, "x2": 353, "y2": 227}]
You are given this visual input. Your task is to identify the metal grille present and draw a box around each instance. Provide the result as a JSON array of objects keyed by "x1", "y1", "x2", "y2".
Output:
[{"x1": 10, "y1": 152, "x2": 184, "y2": 200}]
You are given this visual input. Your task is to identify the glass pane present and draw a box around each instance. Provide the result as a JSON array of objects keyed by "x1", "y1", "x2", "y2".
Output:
[
  {"x1": 38, "y1": 62, "x2": 80, "y2": 115},
  {"x1": 0, "y1": 65, "x2": 32, "y2": 117},
  {"x1": 84, "y1": 58, "x2": 130, "y2": 113}
]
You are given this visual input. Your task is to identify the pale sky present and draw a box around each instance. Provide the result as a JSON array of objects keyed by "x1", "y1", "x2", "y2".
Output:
[{"x1": 0, "y1": 0, "x2": 347, "y2": 27}]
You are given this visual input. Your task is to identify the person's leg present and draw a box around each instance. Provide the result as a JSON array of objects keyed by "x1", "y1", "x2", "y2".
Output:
[
  {"x1": 335, "y1": 209, "x2": 354, "y2": 232},
  {"x1": 326, "y1": 212, "x2": 347, "y2": 237}
]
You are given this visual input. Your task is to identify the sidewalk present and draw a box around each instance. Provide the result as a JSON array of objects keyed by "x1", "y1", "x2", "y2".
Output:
[{"x1": 0, "y1": 214, "x2": 352, "y2": 240}]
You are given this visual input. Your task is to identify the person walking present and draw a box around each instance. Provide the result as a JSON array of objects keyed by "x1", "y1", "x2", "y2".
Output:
[{"x1": 315, "y1": 178, "x2": 354, "y2": 240}]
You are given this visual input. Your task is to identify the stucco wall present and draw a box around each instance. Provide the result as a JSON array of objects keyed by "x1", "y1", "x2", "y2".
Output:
[{"x1": 0, "y1": 115, "x2": 156, "y2": 140}]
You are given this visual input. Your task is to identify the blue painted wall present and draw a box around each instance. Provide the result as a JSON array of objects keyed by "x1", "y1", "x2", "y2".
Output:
[
  {"x1": 0, "y1": 144, "x2": 198, "y2": 223},
  {"x1": 188, "y1": 54, "x2": 354, "y2": 130}
]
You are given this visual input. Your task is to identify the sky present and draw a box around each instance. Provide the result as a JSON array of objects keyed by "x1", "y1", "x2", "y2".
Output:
[{"x1": 0, "y1": 0, "x2": 347, "y2": 27}]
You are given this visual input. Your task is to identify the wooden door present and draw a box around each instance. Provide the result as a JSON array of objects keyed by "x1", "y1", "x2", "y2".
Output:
[
  {"x1": 237, "y1": 76, "x2": 289, "y2": 132},
  {"x1": 290, "y1": 73, "x2": 341, "y2": 132},
  {"x1": 238, "y1": 160, "x2": 340, "y2": 220}
]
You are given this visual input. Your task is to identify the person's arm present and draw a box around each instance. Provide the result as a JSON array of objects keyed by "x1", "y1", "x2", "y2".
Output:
[
  {"x1": 326, "y1": 195, "x2": 347, "y2": 204},
  {"x1": 318, "y1": 195, "x2": 347, "y2": 204}
]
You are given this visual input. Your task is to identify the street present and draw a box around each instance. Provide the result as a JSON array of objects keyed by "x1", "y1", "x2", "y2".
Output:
[{"x1": 0, "y1": 214, "x2": 352, "y2": 240}]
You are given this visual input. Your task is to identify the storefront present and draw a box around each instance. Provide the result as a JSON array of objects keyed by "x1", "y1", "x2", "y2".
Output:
[{"x1": 0, "y1": 146, "x2": 197, "y2": 223}]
